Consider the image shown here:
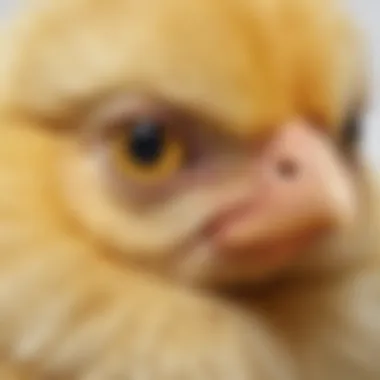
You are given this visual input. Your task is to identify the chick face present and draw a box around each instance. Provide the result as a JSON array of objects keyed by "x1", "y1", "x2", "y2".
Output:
[{"x1": 0, "y1": 0, "x2": 363, "y2": 286}]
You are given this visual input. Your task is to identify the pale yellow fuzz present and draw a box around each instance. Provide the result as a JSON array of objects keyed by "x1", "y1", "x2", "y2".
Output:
[
  {"x1": 1, "y1": 0, "x2": 365, "y2": 135},
  {"x1": 0, "y1": 119, "x2": 293, "y2": 379},
  {"x1": 0, "y1": 0, "x2": 378, "y2": 380}
]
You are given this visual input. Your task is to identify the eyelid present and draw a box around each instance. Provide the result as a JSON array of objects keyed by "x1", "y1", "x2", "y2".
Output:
[
  {"x1": 85, "y1": 97, "x2": 164, "y2": 141},
  {"x1": 83, "y1": 95, "x2": 202, "y2": 149}
]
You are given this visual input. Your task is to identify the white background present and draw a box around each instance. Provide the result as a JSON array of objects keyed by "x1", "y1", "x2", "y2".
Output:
[{"x1": 0, "y1": 0, "x2": 379, "y2": 167}]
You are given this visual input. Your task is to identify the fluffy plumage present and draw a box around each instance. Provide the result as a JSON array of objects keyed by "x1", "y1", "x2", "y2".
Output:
[{"x1": 0, "y1": 0, "x2": 378, "y2": 379}]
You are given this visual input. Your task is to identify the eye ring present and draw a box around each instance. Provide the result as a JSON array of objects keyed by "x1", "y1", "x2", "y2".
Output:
[
  {"x1": 83, "y1": 95, "x2": 209, "y2": 193},
  {"x1": 113, "y1": 117, "x2": 186, "y2": 183}
]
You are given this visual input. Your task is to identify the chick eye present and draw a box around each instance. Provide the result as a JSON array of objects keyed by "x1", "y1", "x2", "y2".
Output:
[
  {"x1": 129, "y1": 120, "x2": 165, "y2": 164},
  {"x1": 114, "y1": 119, "x2": 185, "y2": 182}
]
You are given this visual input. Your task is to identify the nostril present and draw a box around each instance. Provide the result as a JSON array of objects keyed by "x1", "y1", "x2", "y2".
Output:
[{"x1": 275, "y1": 157, "x2": 300, "y2": 180}]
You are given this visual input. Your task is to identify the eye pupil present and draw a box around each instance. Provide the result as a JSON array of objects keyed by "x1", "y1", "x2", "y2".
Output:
[{"x1": 128, "y1": 121, "x2": 165, "y2": 165}]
